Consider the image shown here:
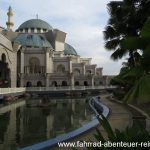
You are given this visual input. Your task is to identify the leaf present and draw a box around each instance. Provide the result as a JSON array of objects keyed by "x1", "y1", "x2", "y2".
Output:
[
  {"x1": 111, "y1": 48, "x2": 127, "y2": 60},
  {"x1": 94, "y1": 128, "x2": 105, "y2": 143},
  {"x1": 121, "y1": 37, "x2": 146, "y2": 50},
  {"x1": 105, "y1": 39, "x2": 120, "y2": 50},
  {"x1": 98, "y1": 115, "x2": 116, "y2": 141},
  {"x1": 122, "y1": 67, "x2": 144, "y2": 79},
  {"x1": 141, "y1": 17, "x2": 150, "y2": 37},
  {"x1": 124, "y1": 75, "x2": 150, "y2": 104}
]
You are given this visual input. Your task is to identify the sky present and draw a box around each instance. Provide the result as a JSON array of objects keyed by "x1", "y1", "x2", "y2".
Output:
[{"x1": 0, "y1": 0, "x2": 124, "y2": 75}]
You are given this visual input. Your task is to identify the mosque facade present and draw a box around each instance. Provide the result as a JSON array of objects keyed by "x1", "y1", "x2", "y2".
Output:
[{"x1": 0, "y1": 7, "x2": 111, "y2": 88}]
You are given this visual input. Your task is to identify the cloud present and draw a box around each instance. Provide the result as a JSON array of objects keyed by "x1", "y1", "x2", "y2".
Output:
[{"x1": 0, "y1": 0, "x2": 123, "y2": 75}]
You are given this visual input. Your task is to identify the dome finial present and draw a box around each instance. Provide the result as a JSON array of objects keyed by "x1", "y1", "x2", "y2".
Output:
[{"x1": 6, "y1": 6, "x2": 14, "y2": 30}]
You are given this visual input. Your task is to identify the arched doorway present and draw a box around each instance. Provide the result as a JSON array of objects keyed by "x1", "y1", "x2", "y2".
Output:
[
  {"x1": 26, "y1": 81, "x2": 32, "y2": 87},
  {"x1": 0, "y1": 54, "x2": 11, "y2": 88},
  {"x1": 37, "y1": 81, "x2": 42, "y2": 87},
  {"x1": 75, "y1": 81, "x2": 80, "y2": 86},
  {"x1": 62, "y1": 81, "x2": 67, "y2": 86},
  {"x1": 52, "y1": 81, "x2": 57, "y2": 87},
  {"x1": 84, "y1": 81, "x2": 88, "y2": 86}
]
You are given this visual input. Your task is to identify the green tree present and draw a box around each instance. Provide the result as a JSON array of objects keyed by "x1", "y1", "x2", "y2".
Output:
[
  {"x1": 104, "y1": 0, "x2": 150, "y2": 67},
  {"x1": 121, "y1": 17, "x2": 150, "y2": 104}
]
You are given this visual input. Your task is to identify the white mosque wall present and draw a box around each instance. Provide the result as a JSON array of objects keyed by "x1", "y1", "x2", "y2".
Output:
[
  {"x1": 0, "y1": 44, "x2": 17, "y2": 87},
  {"x1": 55, "y1": 41, "x2": 65, "y2": 52}
]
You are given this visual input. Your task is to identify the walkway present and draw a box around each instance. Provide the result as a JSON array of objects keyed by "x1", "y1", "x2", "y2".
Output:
[{"x1": 55, "y1": 94, "x2": 133, "y2": 150}]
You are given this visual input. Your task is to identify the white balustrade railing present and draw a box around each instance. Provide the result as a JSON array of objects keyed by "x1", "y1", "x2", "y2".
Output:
[
  {"x1": 0, "y1": 86, "x2": 117, "y2": 95},
  {"x1": 0, "y1": 88, "x2": 26, "y2": 94},
  {"x1": 26, "y1": 86, "x2": 117, "y2": 92}
]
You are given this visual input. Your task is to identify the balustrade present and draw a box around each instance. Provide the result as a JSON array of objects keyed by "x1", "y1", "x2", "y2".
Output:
[{"x1": 24, "y1": 66, "x2": 45, "y2": 74}]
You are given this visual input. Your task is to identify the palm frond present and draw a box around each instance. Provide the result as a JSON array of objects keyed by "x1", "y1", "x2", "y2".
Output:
[
  {"x1": 111, "y1": 48, "x2": 127, "y2": 60},
  {"x1": 104, "y1": 39, "x2": 120, "y2": 50},
  {"x1": 103, "y1": 26, "x2": 118, "y2": 40}
]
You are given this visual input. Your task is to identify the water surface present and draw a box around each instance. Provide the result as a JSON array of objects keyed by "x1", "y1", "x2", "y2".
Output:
[{"x1": 0, "y1": 96, "x2": 94, "y2": 150}]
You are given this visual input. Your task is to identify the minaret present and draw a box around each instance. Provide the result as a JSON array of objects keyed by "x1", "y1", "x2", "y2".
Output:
[{"x1": 6, "y1": 6, "x2": 14, "y2": 30}]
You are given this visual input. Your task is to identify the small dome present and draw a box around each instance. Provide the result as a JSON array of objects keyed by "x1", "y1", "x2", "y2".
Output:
[
  {"x1": 64, "y1": 43, "x2": 78, "y2": 56},
  {"x1": 15, "y1": 33, "x2": 53, "y2": 48},
  {"x1": 17, "y1": 19, "x2": 52, "y2": 31}
]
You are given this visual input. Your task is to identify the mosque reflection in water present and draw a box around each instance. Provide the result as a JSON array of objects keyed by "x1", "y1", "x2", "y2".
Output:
[{"x1": 0, "y1": 97, "x2": 93, "y2": 149}]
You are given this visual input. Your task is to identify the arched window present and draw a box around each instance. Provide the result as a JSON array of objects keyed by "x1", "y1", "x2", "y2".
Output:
[
  {"x1": 62, "y1": 81, "x2": 67, "y2": 86},
  {"x1": 29, "y1": 57, "x2": 40, "y2": 74},
  {"x1": 1, "y1": 53, "x2": 6, "y2": 63},
  {"x1": 52, "y1": 81, "x2": 57, "y2": 87},
  {"x1": 84, "y1": 81, "x2": 88, "y2": 86},
  {"x1": 37, "y1": 81, "x2": 42, "y2": 87},
  {"x1": 31, "y1": 28, "x2": 34, "y2": 33},
  {"x1": 57, "y1": 64, "x2": 65, "y2": 73},
  {"x1": 25, "y1": 28, "x2": 28, "y2": 33},
  {"x1": 37, "y1": 28, "x2": 41, "y2": 33},
  {"x1": 73, "y1": 68, "x2": 80, "y2": 76},
  {"x1": 75, "y1": 81, "x2": 80, "y2": 86},
  {"x1": 0, "y1": 54, "x2": 11, "y2": 88},
  {"x1": 26, "y1": 81, "x2": 32, "y2": 87}
]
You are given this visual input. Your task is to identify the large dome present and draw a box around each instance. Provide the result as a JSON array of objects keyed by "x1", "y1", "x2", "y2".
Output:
[
  {"x1": 17, "y1": 19, "x2": 53, "y2": 31},
  {"x1": 64, "y1": 43, "x2": 78, "y2": 56},
  {"x1": 15, "y1": 33, "x2": 53, "y2": 48}
]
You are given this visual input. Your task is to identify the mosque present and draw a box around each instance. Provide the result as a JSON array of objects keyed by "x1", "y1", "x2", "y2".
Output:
[{"x1": 0, "y1": 7, "x2": 111, "y2": 88}]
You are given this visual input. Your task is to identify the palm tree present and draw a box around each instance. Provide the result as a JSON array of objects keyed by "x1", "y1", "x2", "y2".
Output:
[
  {"x1": 104, "y1": 0, "x2": 150, "y2": 67},
  {"x1": 121, "y1": 17, "x2": 150, "y2": 104}
]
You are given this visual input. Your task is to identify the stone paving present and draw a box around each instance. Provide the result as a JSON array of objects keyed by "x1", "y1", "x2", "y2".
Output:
[{"x1": 53, "y1": 94, "x2": 133, "y2": 150}]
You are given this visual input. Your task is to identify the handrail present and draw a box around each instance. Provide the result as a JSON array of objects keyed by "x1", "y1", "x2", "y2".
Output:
[
  {"x1": 0, "y1": 86, "x2": 117, "y2": 95},
  {"x1": 26, "y1": 86, "x2": 117, "y2": 92}
]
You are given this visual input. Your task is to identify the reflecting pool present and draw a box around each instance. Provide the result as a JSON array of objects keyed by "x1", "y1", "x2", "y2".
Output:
[{"x1": 0, "y1": 96, "x2": 94, "y2": 150}]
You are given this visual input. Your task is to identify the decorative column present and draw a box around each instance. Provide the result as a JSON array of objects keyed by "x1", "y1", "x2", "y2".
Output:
[
  {"x1": 91, "y1": 74, "x2": 94, "y2": 88},
  {"x1": 45, "y1": 48, "x2": 53, "y2": 87},
  {"x1": 45, "y1": 73, "x2": 49, "y2": 87},
  {"x1": 45, "y1": 48, "x2": 53, "y2": 74},
  {"x1": 68, "y1": 57, "x2": 72, "y2": 73},
  {"x1": 70, "y1": 72, "x2": 74, "y2": 87},
  {"x1": 27, "y1": 66, "x2": 29, "y2": 74},
  {"x1": 82, "y1": 62, "x2": 85, "y2": 75},
  {"x1": 20, "y1": 48, "x2": 25, "y2": 74},
  {"x1": 20, "y1": 48, "x2": 25, "y2": 87},
  {"x1": 45, "y1": 48, "x2": 50, "y2": 74}
]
